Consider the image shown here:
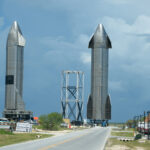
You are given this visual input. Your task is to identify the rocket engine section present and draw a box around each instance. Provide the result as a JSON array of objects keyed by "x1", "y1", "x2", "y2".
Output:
[{"x1": 87, "y1": 24, "x2": 112, "y2": 121}]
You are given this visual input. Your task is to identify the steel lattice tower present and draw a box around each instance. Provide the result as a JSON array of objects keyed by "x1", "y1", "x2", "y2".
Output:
[{"x1": 61, "y1": 71, "x2": 84, "y2": 121}]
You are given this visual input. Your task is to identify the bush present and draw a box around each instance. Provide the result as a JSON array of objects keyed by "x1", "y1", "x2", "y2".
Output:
[
  {"x1": 39, "y1": 112, "x2": 63, "y2": 130},
  {"x1": 134, "y1": 134, "x2": 142, "y2": 140}
]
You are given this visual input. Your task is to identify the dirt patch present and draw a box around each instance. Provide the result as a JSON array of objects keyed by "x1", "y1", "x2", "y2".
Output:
[
  {"x1": 135, "y1": 147, "x2": 144, "y2": 150},
  {"x1": 32, "y1": 129, "x2": 72, "y2": 136},
  {"x1": 105, "y1": 145, "x2": 131, "y2": 150}
]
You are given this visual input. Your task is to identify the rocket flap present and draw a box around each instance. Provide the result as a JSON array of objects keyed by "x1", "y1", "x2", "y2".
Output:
[
  {"x1": 105, "y1": 95, "x2": 111, "y2": 120},
  {"x1": 87, "y1": 94, "x2": 93, "y2": 119},
  {"x1": 17, "y1": 31, "x2": 26, "y2": 46}
]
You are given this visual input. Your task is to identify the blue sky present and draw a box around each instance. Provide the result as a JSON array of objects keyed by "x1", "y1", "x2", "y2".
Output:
[{"x1": 0, "y1": 0, "x2": 150, "y2": 122}]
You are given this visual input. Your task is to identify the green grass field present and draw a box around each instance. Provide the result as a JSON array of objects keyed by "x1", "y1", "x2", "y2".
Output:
[
  {"x1": 111, "y1": 131, "x2": 134, "y2": 137},
  {"x1": 0, "y1": 129, "x2": 52, "y2": 147},
  {"x1": 105, "y1": 127, "x2": 150, "y2": 150}
]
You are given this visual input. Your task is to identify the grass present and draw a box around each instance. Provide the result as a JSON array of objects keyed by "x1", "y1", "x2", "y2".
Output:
[
  {"x1": 109, "y1": 123, "x2": 125, "y2": 128},
  {"x1": 126, "y1": 128, "x2": 134, "y2": 131},
  {"x1": 0, "y1": 129, "x2": 13, "y2": 135},
  {"x1": 32, "y1": 125, "x2": 72, "y2": 131},
  {"x1": 111, "y1": 131, "x2": 134, "y2": 137},
  {"x1": 105, "y1": 138, "x2": 150, "y2": 150},
  {"x1": 0, "y1": 130, "x2": 53, "y2": 147},
  {"x1": 105, "y1": 127, "x2": 150, "y2": 150}
]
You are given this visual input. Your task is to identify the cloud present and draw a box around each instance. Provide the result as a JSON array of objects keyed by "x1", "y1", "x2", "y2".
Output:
[
  {"x1": 76, "y1": 34, "x2": 89, "y2": 47},
  {"x1": 102, "y1": 15, "x2": 150, "y2": 36},
  {"x1": 80, "y1": 52, "x2": 91, "y2": 64},
  {"x1": 102, "y1": 15, "x2": 150, "y2": 67},
  {"x1": 2, "y1": 0, "x2": 150, "y2": 121},
  {"x1": 39, "y1": 34, "x2": 90, "y2": 65},
  {"x1": 81, "y1": 15, "x2": 150, "y2": 76},
  {"x1": 100, "y1": 15, "x2": 150, "y2": 121}
]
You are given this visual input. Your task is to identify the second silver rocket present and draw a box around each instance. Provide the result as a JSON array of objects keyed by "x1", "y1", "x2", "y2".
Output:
[{"x1": 87, "y1": 24, "x2": 111, "y2": 121}]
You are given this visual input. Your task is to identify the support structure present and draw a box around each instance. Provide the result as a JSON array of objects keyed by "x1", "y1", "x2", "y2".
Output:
[{"x1": 61, "y1": 71, "x2": 84, "y2": 121}]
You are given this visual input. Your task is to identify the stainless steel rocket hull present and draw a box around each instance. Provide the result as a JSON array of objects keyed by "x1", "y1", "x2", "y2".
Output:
[
  {"x1": 5, "y1": 21, "x2": 25, "y2": 110},
  {"x1": 3, "y1": 21, "x2": 32, "y2": 120},
  {"x1": 87, "y1": 24, "x2": 111, "y2": 120}
]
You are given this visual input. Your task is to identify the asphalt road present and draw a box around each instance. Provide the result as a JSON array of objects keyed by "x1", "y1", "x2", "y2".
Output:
[{"x1": 0, "y1": 127, "x2": 111, "y2": 150}]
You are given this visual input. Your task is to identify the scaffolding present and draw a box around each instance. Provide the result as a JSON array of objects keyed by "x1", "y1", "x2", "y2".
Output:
[{"x1": 61, "y1": 71, "x2": 84, "y2": 121}]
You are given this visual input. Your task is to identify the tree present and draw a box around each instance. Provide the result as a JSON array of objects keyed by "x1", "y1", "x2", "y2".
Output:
[
  {"x1": 39, "y1": 112, "x2": 63, "y2": 130},
  {"x1": 39, "y1": 115, "x2": 49, "y2": 130}
]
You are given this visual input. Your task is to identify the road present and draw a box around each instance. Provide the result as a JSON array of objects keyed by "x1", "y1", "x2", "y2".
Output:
[{"x1": 0, "y1": 127, "x2": 111, "y2": 150}]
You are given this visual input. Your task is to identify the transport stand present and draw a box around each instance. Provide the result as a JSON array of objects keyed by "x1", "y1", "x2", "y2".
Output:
[
  {"x1": 61, "y1": 71, "x2": 84, "y2": 122},
  {"x1": 3, "y1": 110, "x2": 33, "y2": 121},
  {"x1": 101, "y1": 120, "x2": 109, "y2": 127},
  {"x1": 90, "y1": 119, "x2": 109, "y2": 127}
]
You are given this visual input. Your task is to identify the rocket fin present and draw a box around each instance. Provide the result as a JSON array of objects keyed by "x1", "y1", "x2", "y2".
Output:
[
  {"x1": 18, "y1": 31, "x2": 26, "y2": 46},
  {"x1": 106, "y1": 36, "x2": 112, "y2": 48},
  {"x1": 105, "y1": 95, "x2": 111, "y2": 120},
  {"x1": 87, "y1": 94, "x2": 93, "y2": 119},
  {"x1": 88, "y1": 34, "x2": 94, "y2": 48}
]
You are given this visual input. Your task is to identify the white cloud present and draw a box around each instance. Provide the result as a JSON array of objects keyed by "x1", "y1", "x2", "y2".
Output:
[
  {"x1": 79, "y1": 15, "x2": 150, "y2": 75},
  {"x1": 76, "y1": 34, "x2": 89, "y2": 46},
  {"x1": 80, "y1": 52, "x2": 91, "y2": 64},
  {"x1": 2, "y1": 0, "x2": 150, "y2": 121},
  {"x1": 102, "y1": 15, "x2": 150, "y2": 37},
  {"x1": 102, "y1": 15, "x2": 150, "y2": 76},
  {"x1": 39, "y1": 34, "x2": 91, "y2": 66},
  {"x1": 129, "y1": 15, "x2": 150, "y2": 34}
]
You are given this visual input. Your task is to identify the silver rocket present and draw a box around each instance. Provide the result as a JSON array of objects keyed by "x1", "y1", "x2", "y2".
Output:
[
  {"x1": 87, "y1": 24, "x2": 111, "y2": 121},
  {"x1": 5, "y1": 21, "x2": 25, "y2": 111},
  {"x1": 3, "y1": 21, "x2": 32, "y2": 120}
]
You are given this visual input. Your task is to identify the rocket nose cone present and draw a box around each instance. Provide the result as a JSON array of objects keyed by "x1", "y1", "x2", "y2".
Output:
[
  {"x1": 94, "y1": 24, "x2": 107, "y2": 39},
  {"x1": 7, "y1": 21, "x2": 25, "y2": 46},
  {"x1": 12, "y1": 21, "x2": 18, "y2": 30},
  {"x1": 10, "y1": 21, "x2": 22, "y2": 35},
  {"x1": 96, "y1": 24, "x2": 104, "y2": 31},
  {"x1": 88, "y1": 24, "x2": 112, "y2": 48}
]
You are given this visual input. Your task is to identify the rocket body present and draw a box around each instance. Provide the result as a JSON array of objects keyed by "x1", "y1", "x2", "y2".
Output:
[
  {"x1": 5, "y1": 21, "x2": 25, "y2": 111},
  {"x1": 87, "y1": 24, "x2": 111, "y2": 120}
]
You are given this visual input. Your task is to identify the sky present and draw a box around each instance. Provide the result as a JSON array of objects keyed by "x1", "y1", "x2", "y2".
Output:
[{"x1": 0, "y1": 0, "x2": 150, "y2": 122}]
